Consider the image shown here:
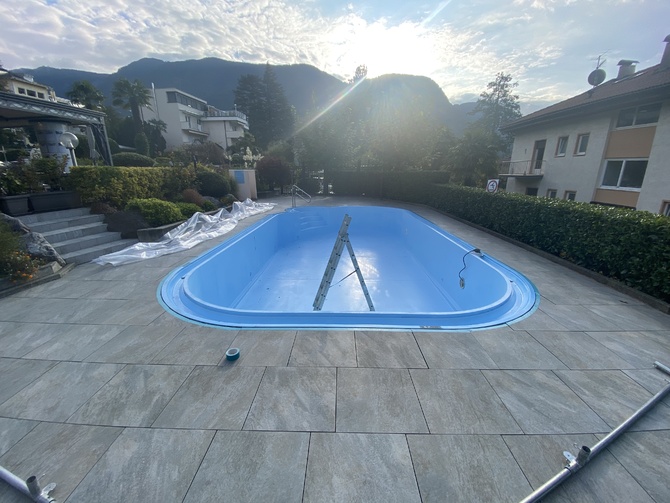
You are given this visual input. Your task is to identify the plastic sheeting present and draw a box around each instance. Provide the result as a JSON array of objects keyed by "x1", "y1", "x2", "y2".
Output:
[{"x1": 92, "y1": 199, "x2": 276, "y2": 266}]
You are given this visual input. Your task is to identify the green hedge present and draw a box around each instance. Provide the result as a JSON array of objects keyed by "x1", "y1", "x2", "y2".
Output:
[
  {"x1": 112, "y1": 152, "x2": 155, "y2": 167},
  {"x1": 331, "y1": 171, "x2": 670, "y2": 303},
  {"x1": 125, "y1": 198, "x2": 183, "y2": 227}
]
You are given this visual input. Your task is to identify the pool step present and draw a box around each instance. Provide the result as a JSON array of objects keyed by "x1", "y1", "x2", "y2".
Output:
[{"x1": 299, "y1": 214, "x2": 327, "y2": 232}]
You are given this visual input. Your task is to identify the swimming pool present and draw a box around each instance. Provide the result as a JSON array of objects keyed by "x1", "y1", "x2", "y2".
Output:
[{"x1": 159, "y1": 206, "x2": 538, "y2": 330}]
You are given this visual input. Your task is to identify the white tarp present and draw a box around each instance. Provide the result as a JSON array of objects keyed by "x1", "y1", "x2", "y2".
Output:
[{"x1": 92, "y1": 199, "x2": 276, "y2": 266}]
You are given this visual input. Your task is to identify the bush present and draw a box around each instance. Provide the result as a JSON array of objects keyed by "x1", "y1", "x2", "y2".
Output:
[
  {"x1": 125, "y1": 198, "x2": 183, "y2": 227},
  {"x1": 201, "y1": 200, "x2": 217, "y2": 212},
  {"x1": 134, "y1": 132, "x2": 150, "y2": 156},
  {"x1": 175, "y1": 202, "x2": 202, "y2": 219},
  {"x1": 182, "y1": 188, "x2": 205, "y2": 206},
  {"x1": 155, "y1": 157, "x2": 172, "y2": 166},
  {"x1": 0, "y1": 221, "x2": 39, "y2": 282},
  {"x1": 108, "y1": 138, "x2": 121, "y2": 155},
  {"x1": 196, "y1": 171, "x2": 231, "y2": 198},
  {"x1": 112, "y1": 152, "x2": 156, "y2": 167}
]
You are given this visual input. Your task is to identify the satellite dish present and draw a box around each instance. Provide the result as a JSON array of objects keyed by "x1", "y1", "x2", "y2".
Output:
[
  {"x1": 59, "y1": 131, "x2": 79, "y2": 149},
  {"x1": 588, "y1": 68, "x2": 606, "y2": 86}
]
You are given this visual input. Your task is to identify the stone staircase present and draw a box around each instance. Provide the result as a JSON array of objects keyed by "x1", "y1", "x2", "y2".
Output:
[{"x1": 19, "y1": 208, "x2": 137, "y2": 264}]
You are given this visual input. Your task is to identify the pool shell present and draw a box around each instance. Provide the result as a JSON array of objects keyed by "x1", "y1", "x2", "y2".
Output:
[{"x1": 159, "y1": 206, "x2": 539, "y2": 331}]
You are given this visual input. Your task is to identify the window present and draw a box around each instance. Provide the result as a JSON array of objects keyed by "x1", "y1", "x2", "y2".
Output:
[
  {"x1": 661, "y1": 201, "x2": 670, "y2": 217},
  {"x1": 546, "y1": 189, "x2": 557, "y2": 198},
  {"x1": 27, "y1": 89, "x2": 36, "y2": 97},
  {"x1": 37, "y1": 92, "x2": 45, "y2": 99},
  {"x1": 525, "y1": 187, "x2": 538, "y2": 196},
  {"x1": 555, "y1": 136, "x2": 568, "y2": 157},
  {"x1": 564, "y1": 191, "x2": 576, "y2": 201},
  {"x1": 616, "y1": 103, "x2": 662, "y2": 128},
  {"x1": 574, "y1": 134, "x2": 589, "y2": 155},
  {"x1": 18, "y1": 87, "x2": 26, "y2": 94},
  {"x1": 601, "y1": 160, "x2": 648, "y2": 189}
]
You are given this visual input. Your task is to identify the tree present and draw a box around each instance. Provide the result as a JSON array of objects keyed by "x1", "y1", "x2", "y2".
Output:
[
  {"x1": 0, "y1": 62, "x2": 10, "y2": 92},
  {"x1": 471, "y1": 72, "x2": 522, "y2": 154},
  {"x1": 112, "y1": 78, "x2": 152, "y2": 134},
  {"x1": 255, "y1": 156, "x2": 291, "y2": 192},
  {"x1": 349, "y1": 65, "x2": 368, "y2": 84},
  {"x1": 448, "y1": 130, "x2": 502, "y2": 187},
  {"x1": 143, "y1": 119, "x2": 167, "y2": 157},
  {"x1": 66, "y1": 80, "x2": 105, "y2": 110}
]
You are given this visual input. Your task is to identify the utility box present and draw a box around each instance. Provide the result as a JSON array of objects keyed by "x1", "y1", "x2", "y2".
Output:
[{"x1": 229, "y1": 169, "x2": 257, "y2": 200}]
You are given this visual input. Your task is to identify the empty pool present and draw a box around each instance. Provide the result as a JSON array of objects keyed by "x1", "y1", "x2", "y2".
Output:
[{"x1": 159, "y1": 206, "x2": 538, "y2": 330}]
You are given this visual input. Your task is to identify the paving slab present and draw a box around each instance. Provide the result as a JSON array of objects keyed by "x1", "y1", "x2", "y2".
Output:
[
  {"x1": 410, "y1": 369, "x2": 521, "y2": 434},
  {"x1": 289, "y1": 330, "x2": 357, "y2": 367},
  {"x1": 0, "y1": 422, "x2": 122, "y2": 502},
  {"x1": 354, "y1": 330, "x2": 426, "y2": 368},
  {"x1": 584, "y1": 304, "x2": 670, "y2": 331},
  {"x1": 244, "y1": 367, "x2": 336, "y2": 431},
  {"x1": 183, "y1": 431, "x2": 309, "y2": 503},
  {"x1": 336, "y1": 368, "x2": 427, "y2": 433},
  {"x1": 528, "y1": 331, "x2": 633, "y2": 369},
  {"x1": 228, "y1": 330, "x2": 296, "y2": 366},
  {"x1": 67, "y1": 364, "x2": 193, "y2": 426},
  {"x1": 84, "y1": 324, "x2": 182, "y2": 364},
  {"x1": 623, "y1": 368, "x2": 670, "y2": 406},
  {"x1": 408, "y1": 434, "x2": 532, "y2": 503},
  {"x1": 153, "y1": 365, "x2": 265, "y2": 429},
  {"x1": 587, "y1": 331, "x2": 670, "y2": 368},
  {"x1": 0, "y1": 358, "x2": 57, "y2": 404},
  {"x1": 65, "y1": 427, "x2": 214, "y2": 503},
  {"x1": 304, "y1": 433, "x2": 421, "y2": 503},
  {"x1": 151, "y1": 326, "x2": 235, "y2": 365},
  {"x1": 555, "y1": 370, "x2": 670, "y2": 431},
  {"x1": 21, "y1": 324, "x2": 127, "y2": 361},
  {"x1": 0, "y1": 418, "x2": 39, "y2": 457},
  {"x1": 540, "y1": 303, "x2": 622, "y2": 332},
  {"x1": 482, "y1": 370, "x2": 610, "y2": 434},
  {"x1": 503, "y1": 433, "x2": 655, "y2": 503},
  {"x1": 414, "y1": 331, "x2": 497, "y2": 369},
  {"x1": 473, "y1": 329, "x2": 568, "y2": 369},
  {"x1": 0, "y1": 322, "x2": 76, "y2": 358},
  {"x1": 0, "y1": 361, "x2": 123, "y2": 421},
  {"x1": 508, "y1": 306, "x2": 570, "y2": 331}
]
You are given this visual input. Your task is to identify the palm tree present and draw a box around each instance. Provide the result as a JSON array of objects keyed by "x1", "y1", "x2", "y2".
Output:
[
  {"x1": 66, "y1": 80, "x2": 105, "y2": 110},
  {"x1": 112, "y1": 78, "x2": 152, "y2": 133}
]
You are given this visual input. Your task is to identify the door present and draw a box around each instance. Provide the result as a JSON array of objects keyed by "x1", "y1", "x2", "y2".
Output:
[{"x1": 531, "y1": 140, "x2": 546, "y2": 173}]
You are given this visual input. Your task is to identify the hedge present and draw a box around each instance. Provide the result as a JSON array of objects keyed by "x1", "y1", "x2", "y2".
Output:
[
  {"x1": 125, "y1": 198, "x2": 183, "y2": 227},
  {"x1": 331, "y1": 171, "x2": 670, "y2": 303}
]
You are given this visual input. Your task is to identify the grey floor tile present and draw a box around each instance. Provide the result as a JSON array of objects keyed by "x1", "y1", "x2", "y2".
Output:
[
  {"x1": 289, "y1": 330, "x2": 357, "y2": 367},
  {"x1": 355, "y1": 331, "x2": 426, "y2": 368},
  {"x1": 529, "y1": 331, "x2": 633, "y2": 369},
  {"x1": 0, "y1": 418, "x2": 39, "y2": 457},
  {"x1": 85, "y1": 324, "x2": 182, "y2": 364},
  {"x1": 474, "y1": 330, "x2": 568, "y2": 369},
  {"x1": 604, "y1": 430, "x2": 670, "y2": 503},
  {"x1": 587, "y1": 331, "x2": 670, "y2": 368},
  {"x1": 623, "y1": 368, "x2": 670, "y2": 406},
  {"x1": 408, "y1": 434, "x2": 531, "y2": 503},
  {"x1": 0, "y1": 361, "x2": 123, "y2": 421},
  {"x1": 245, "y1": 367, "x2": 336, "y2": 431},
  {"x1": 0, "y1": 358, "x2": 57, "y2": 404},
  {"x1": 93, "y1": 298, "x2": 165, "y2": 325},
  {"x1": 584, "y1": 305, "x2": 670, "y2": 331},
  {"x1": 336, "y1": 368, "x2": 427, "y2": 433},
  {"x1": 0, "y1": 422, "x2": 122, "y2": 502},
  {"x1": 229, "y1": 330, "x2": 296, "y2": 366},
  {"x1": 509, "y1": 307, "x2": 569, "y2": 331},
  {"x1": 540, "y1": 303, "x2": 621, "y2": 332},
  {"x1": 66, "y1": 428, "x2": 214, "y2": 503},
  {"x1": 555, "y1": 370, "x2": 670, "y2": 430},
  {"x1": 410, "y1": 369, "x2": 521, "y2": 434},
  {"x1": 415, "y1": 332, "x2": 497, "y2": 369},
  {"x1": 154, "y1": 365, "x2": 264, "y2": 429},
  {"x1": 80, "y1": 280, "x2": 159, "y2": 300},
  {"x1": 0, "y1": 323, "x2": 73, "y2": 358},
  {"x1": 151, "y1": 328, "x2": 234, "y2": 365},
  {"x1": 22, "y1": 324, "x2": 127, "y2": 361},
  {"x1": 504, "y1": 433, "x2": 655, "y2": 503},
  {"x1": 304, "y1": 433, "x2": 421, "y2": 503},
  {"x1": 14, "y1": 278, "x2": 100, "y2": 299},
  {"x1": 184, "y1": 431, "x2": 309, "y2": 503},
  {"x1": 67, "y1": 364, "x2": 193, "y2": 426},
  {"x1": 482, "y1": 370, "x2": 609, "y2": 434}
]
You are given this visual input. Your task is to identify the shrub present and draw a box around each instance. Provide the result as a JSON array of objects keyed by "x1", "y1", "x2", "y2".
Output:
[
  {"x1": 196, "y1": 171, "x2": 231, "y2": 198},
  {"x1": 201, "y1": 200, "x2": 217, "y2": 212},
  {"x1": 134, "y1": 132, "x2": 150, "y2": 156},
  {"x1": 0, "y1": 221, "x2": 38, "y2": 283},
  {"x1": 125, "y1": 198, "x2": 183, "y2": 227},
  {"x1": 112, "y1": 152, "x2": 156, "y2": 167},
  {"x1": 182, "y1": 188, "x2": 205, "y2": 206},
  {"x1": 155, "y1": 157, "x2": 172, "y2": 166},
  {"x1": 108, "y1": 138, "x2": 121, "y2": 155},
  {"x1": 175, "y1": 202, "x2": 202, "y2": 219}
]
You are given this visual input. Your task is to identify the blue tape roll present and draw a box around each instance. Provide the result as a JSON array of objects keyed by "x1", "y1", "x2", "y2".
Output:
[{"x1": 226, "y1": 348, "x2": 240, "y2": 361}]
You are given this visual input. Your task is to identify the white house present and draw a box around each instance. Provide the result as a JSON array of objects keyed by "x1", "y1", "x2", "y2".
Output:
[
  {"x1": 142, "y1": 87, "x2": 249, "y2": 151},
  {"x1": 500, "y1": 36, "x2": 670, "y2": 216}
]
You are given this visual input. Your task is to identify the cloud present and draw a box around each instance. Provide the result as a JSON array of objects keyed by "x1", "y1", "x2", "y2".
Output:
[{"x1": 0, "y1": 0, "x2": 667, "y2": 111}]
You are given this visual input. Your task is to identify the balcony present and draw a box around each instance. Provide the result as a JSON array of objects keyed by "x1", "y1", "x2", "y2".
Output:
[
  {"x1": 499, "y1": 160, "x2": 545, "y2": 179},
  {"x1": 180, "y1": 121, "x2": 208, "y2": 136}
]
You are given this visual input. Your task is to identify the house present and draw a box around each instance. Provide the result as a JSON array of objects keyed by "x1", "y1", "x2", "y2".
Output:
[
  {"x1": 500, "y1": 36, "x2": 670, "y2": 216},
  {"x1": 142, "y1": 87, "x2": 249, "y2": 151},
  {"x1": 0, "y1": 67, "x2": 59, "y2": 102}
]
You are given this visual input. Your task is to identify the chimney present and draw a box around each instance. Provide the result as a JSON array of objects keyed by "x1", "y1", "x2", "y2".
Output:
[
  {"x1": 617, "y1": 60, "x2": 638, "y2": 79},
  {"x1": 662, "y1": 34, "x2": 670, "y2": 68}
]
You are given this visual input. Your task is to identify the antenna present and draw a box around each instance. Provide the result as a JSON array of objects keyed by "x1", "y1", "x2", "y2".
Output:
[{"x1": 587, "y1": 54, "x2": 607, "y2": 87}]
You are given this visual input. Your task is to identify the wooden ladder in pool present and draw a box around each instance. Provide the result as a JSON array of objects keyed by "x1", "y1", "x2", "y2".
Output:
[{"x1": 313, "y1": 214, "x2": 375, "y2": 312}]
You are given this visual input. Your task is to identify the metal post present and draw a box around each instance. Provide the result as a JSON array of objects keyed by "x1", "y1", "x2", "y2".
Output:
[{"x1": 0, "y1": 467, "x2": 54, "y2": 502}]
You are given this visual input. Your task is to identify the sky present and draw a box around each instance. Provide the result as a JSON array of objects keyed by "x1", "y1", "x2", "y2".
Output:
[{"x1": 1, "y1": 0, "x2": 669, "y2": 113}]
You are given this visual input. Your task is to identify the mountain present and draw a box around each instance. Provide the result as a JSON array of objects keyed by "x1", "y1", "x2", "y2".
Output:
[{"x1": 17, "y1": 58, "x2": 477, "y2": 133}]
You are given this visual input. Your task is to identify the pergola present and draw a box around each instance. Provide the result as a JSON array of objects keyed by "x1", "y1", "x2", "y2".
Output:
[{"x1": 0, "y1": 91, "x2": 113, "y2": 165}]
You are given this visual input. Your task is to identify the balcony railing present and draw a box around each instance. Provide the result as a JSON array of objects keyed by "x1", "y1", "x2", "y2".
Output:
[
  {"x1": 205, "y1": 109, "x2": 248, "y2": 121},
  {"x1": 499, "y1": 159, "x2": 545, "y2": 177}
]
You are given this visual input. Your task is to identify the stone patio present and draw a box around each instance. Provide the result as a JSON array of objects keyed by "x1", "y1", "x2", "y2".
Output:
[{"x1": 1, "y1": 196, "x2": 669, "y2": 503}]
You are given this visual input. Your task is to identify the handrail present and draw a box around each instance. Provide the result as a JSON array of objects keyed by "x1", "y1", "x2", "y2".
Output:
[{"x1": 291, "y1": 185, "x2": 311, "y2": 208}]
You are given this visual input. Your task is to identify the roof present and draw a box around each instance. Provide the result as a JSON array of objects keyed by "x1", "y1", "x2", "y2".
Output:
[{"x1": 501, "y1": 63, "x2": 670, "y2": 132}]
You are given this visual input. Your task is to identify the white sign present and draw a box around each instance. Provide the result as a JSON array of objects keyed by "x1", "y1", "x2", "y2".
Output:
[{"x1": 486, "y1": 179, "x2": 500, "y2": 193}]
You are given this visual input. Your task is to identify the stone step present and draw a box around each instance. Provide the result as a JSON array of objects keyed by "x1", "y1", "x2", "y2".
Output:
[
  {"x1": 60, "y1": 239, "x2": 138, "y2": 265},
  {"x1": 52, "y1": 231, "x2": 124, "y2": 255},
  {"x1": 19, "y1": 207, "x2": 91, "y2": 225},
  {"x1": 28, "y1": 214, "x2": 105, "y2": 234},
  {"x1": 40, "y1": 222, "x2": 109, "y2": 244}
]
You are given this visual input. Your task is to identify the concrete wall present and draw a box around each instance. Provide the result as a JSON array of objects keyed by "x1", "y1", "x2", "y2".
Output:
[{"x1": 636, "y1": 100, "x2": 670, "y2": 213}]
